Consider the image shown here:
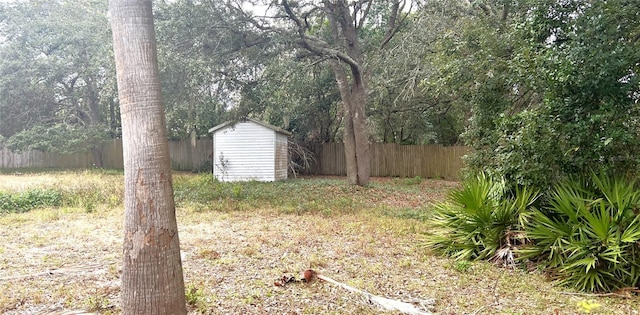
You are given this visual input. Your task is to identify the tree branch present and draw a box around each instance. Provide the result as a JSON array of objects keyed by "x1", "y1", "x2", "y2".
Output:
[
  {"x1": 353, "y1": 0, "x2": 373, "y2": 30},
  {"x1": 380, "y1": 0, "x2": 412, "y2": 49},
  {"x1": 282, "y1": 0, "x2": 361, "y2": 71}
]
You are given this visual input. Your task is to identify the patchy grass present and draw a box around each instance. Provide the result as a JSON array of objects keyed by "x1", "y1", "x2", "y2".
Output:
[
  {"x1": 0, "y1": 170, "x2": 124, "y2": 214},
  {"x1": 0, "y1": 171, "x2": 638, "y2": 314}
]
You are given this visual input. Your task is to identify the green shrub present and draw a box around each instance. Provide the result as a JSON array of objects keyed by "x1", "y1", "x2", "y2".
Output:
[
  {"x1": 422, "y1": 173, "x2": 539, "y2": 264},
  {"x1": 0, "y1": 189, "x2": 63, "y2": 214},
  {"x1": 520, "y1": 174, "x2": 640, "y2": 292}
]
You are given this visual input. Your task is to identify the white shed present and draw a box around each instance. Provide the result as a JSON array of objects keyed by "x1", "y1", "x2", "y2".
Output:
[{"x1": 208, "y1": 118, "x2": 292, "y2": 182}]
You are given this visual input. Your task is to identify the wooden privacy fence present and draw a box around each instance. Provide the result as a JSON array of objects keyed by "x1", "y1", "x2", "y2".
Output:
[
  {"x1": 0, "y1": 145, "x2": 95, "y2": 169},
  {"x1": 310, "y1": 143, "x2": 469, "y2": 180},
  {"x1": 0, "y1": 139, "x2": 213, "y2": 172},
  {"x1": 1, "y1": 140, "x2": 468, "y2": 179}
]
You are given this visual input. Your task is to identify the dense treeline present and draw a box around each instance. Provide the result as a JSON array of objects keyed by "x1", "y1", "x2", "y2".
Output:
[{"x1": 0, "y1": 0, "x2": 638, "y2": 185}]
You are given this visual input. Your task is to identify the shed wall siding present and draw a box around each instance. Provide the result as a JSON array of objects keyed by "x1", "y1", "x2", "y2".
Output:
[
  {"x1": 213, "y1": 122, "x2": 276, "y2": 181},
  {"x1": 274, "y1": 133, "x2": 289, "y2": 180}
]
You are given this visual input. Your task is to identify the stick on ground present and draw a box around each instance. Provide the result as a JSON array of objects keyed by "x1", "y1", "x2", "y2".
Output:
[{"x1": 311, "y1": 270, "x2": 434, "y2": 315}]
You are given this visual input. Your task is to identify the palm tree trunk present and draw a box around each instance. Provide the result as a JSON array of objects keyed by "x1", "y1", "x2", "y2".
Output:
[{"x1": 109, "y1": 0, "x2": 187, "y2": 314}]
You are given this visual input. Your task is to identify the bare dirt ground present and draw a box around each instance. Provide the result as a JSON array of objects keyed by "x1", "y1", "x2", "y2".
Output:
[{"x1": 0, "y1": 175, "x2": 638, "y2": 314}]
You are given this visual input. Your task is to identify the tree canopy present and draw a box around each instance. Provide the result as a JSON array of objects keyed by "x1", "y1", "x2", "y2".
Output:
[
  {"x1": 0, "y1": 0, "x2": 638, "y2": 185},
  {"x1": 0, "y1": 0, "x2": 117, "y2": 158}
]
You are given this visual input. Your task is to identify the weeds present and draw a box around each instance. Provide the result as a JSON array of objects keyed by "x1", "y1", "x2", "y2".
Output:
[
  {"x1": 0, "y1": 189, "x2": 62, "y2": 214},
  {"x1": 85, "y1": 295, "x2": 113, "y2": 313},
  {"x1": 451, "y1": 260, "x2": 472, "y2": 273},
  {"x1": 185, "y1": 283, "x2": 210, "y2": 312},
  {"x1": 173, "y1": 174, "x2": 373, "y2": 216},
  {"x1": 0, "y1": 170, "x2": 124, "y2": 214},
  {"x1": 185, "y1": 284, "x2": 205, "y2": 306}
]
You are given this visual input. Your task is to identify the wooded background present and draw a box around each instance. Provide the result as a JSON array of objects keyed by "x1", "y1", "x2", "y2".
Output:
[
  {"x1": 0, "y1": 141, "x2": 467, "y2": 180},
  {"x1": 2, "y1": 0, "x2": 636, "y2": 188}
]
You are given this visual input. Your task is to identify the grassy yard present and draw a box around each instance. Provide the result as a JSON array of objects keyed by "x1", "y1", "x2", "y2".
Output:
[{"x1": 0, "y1": 171, "x2": 638, "y2": 314}]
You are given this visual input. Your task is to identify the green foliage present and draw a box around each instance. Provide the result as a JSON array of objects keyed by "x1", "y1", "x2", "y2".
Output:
[
  {"x1": 154, "y1": 0, "x2": 271, "y2": 139},
  {"x1": 251, "y1": 59, "x2": 342, "y2": 144},
  {"x1": 366, "y1": 2, "x2": 469, "y2": 145},
  {"x1": 520, "y1": 173, "x2": 640, "y2": 292},
  {"x1": 61, "y1": 184, "x2": 120, "y2": 213},
  {"x1": 6, "y1": 124, "x2": 110, "y2": 154},
  {"x1": 466, "y1": 110, "x2": 562, "y2": 189},
  {"x1": 423, "y1": 174, "x2": 539, "y2": 264},
  {"x1": 402, "y1": 176, "x2": 423, "y2": 186},
  {"x1": 450, "y1": 260, "x2": 473, "y2": 273},
  {"x1": 174, "y1": 174, "x2": 427, "y2": 215},
  {"x1": 425, "y1": 172, "x2": 640, "y2": 293},
  {"x1": 0, "y1": 0, "x2": 118, "y2": 143},
  {"x1": 0, "y1": 189, "x2": 63, "y2": 214},
  {"x1": 185, "y1": 284, "x2": 206, "y2": 307},
  {"x1": 452, "y1": 0, "x2": 640, "y2": 190},
  {"x1": 0, "y1": 171, "x2": 124, "y2": 214},
  {"x1": 173, "y1": 173, "x2": 217, "y2": 204},
  {"x1": 84, "y1": 295, "x2": 113, "y2": 313}
]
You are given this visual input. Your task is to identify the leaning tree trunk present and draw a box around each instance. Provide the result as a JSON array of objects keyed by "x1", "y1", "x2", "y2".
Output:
[
  {"x1": 330, "y1": 60, "x2": 370, "y2": 186},
  {"x1": 326, "y1": 0, "x2": 370, "y2": 186},
  {"x1": 109, "y1": 0, "x2": 187, "y2": 314}
]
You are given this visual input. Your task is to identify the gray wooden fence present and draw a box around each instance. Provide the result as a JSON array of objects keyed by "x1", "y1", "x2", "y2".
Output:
[
  {"x1": 310, "y1": 143, "x2": 468, "y2": 180},
  {"x1": 0, "y1": 139, "x2": 213, "y2": 172},
  {"x1": 1, "y1": 140, "x2": 468, "y2": 179}
]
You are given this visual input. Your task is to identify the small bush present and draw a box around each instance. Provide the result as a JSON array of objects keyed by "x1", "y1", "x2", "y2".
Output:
[
  {"x1": 422, "y1": 173, "x2": 539, "y2": 264},
  {"x1": 520, "y1": 173, "x2": 640, "y2": 292}
]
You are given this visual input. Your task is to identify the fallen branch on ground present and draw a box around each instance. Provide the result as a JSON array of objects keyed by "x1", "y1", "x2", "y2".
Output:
[
  {"x1": 307, "y1": 269, "x2": 434, "y2": 315},
  {"x1": 0, "y1": 270, "x2": 56, "y2": 281}
]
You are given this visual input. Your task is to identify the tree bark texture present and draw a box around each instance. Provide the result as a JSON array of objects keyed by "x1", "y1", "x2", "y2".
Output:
[
  {"x1": 324, "y1": 0, "x2": 370, "y2": 186},
  {"x1": 109, "y1": 1, "x2": 187, "y2": 314}
]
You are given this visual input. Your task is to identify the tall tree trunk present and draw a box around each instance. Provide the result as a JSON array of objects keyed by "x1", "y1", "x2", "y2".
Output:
[
  {"x1": 109, "y1": 1, "x2": 187, "y2": 314},
  {"x1": 325, "y1": 0, "x2": 370, "y2": 186},
  {"x1": 350, "y1": 77, "x2": 370, "y2": 186}
]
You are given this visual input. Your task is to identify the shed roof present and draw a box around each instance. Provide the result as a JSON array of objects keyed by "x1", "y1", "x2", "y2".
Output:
[{"x1": 208, "y1": 118, "x2": 292, "y2": 136}]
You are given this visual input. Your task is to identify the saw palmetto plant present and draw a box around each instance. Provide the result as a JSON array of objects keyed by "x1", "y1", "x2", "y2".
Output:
[
  {"x1": 423, "y1": 173, "x2": 539, "y2": 266},
  {"x1": 520, "y1": 174, "x2": 640, "y2": 292}
]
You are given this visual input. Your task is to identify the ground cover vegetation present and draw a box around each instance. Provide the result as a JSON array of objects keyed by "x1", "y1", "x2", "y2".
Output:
[{"x1": 0, "y1": 171, "x2": 638, "y2": 314}]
